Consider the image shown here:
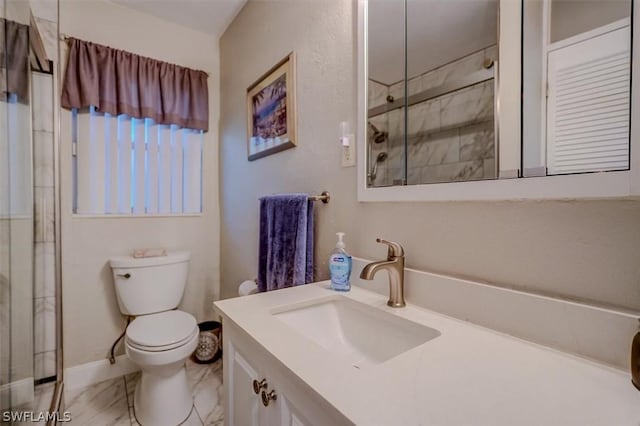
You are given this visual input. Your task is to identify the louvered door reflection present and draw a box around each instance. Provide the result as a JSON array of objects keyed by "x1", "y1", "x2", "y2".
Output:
[{"x1": 546, "y1": 23, "x2": 631, "y2": 175}]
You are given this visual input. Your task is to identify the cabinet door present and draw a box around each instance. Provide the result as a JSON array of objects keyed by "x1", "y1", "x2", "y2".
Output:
[
  {"x1": 228, "y1": 344, "x2": 260, "y2": 426},
  {"x1": 279, "y1": 395, "x2": 311, "y2": 426}
]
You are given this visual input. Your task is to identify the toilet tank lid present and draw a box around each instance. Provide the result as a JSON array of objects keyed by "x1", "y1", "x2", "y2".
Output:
[{"x1": 109, "y1": 251, "x2": 190, "y2": 268}]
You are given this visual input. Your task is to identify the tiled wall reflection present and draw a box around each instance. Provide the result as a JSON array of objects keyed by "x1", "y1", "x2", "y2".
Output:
[
  {"x1": 368, "y1": 45, "x2": 497, "y2": 186},
  {"x1": 30, "y1": 0, "x2": 58, "y2": 382},
  {"x1": 32, "y1": 71, "x2": 56, "y2": 381}
]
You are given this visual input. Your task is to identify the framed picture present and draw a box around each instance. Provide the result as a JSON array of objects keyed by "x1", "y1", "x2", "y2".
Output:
[{"x1": 246, "y1": 52, "x2": 297, "y2": 161}]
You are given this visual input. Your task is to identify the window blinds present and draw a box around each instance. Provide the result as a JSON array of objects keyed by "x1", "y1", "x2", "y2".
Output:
[{"x1": 73, "y1": 107, "x2": 203, "y2": 215}]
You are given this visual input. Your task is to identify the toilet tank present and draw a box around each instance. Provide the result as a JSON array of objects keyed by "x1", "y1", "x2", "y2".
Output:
[{"x1": 109, "y1": 251, "x2": 190, "y2": 316}]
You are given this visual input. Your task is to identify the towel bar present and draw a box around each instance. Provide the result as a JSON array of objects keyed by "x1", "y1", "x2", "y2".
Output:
[{"x1": 308, "y1": 191, "x2": 330, "y2": 204}]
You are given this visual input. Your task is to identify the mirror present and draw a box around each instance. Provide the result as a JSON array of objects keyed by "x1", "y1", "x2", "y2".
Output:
[
  {"x1": 367, "y1": 0, "x2": 499, "y2": 187},
  {"x1": 522, "y1": 0, "x2": 632, "y2": 177},
  {"x1": 364, "y1": 0, "x2": 633, "y2": 191}
]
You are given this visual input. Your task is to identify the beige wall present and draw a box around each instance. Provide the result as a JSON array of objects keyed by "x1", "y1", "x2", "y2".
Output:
[
  {"x1": 60, "y1": 0, "x2": 220, "y2": 368},
  {"x1": 220, "y1": 0, "x2": 640, "y2": 312}
]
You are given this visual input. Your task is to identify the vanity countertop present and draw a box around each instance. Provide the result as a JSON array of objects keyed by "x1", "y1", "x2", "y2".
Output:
[{"x1": 213, "y1": 282, "x2": 640, "y2": 425}]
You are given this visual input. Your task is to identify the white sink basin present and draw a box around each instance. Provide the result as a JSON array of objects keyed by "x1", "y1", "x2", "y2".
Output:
[{"x1": 272, "y1": 296, "x2": 440, "y2": 369}]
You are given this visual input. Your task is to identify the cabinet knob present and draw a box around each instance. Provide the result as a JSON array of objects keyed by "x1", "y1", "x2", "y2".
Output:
[
  {"x1": 261, "y1": 389, "x2": 277, "y2": 407},
  {"x1": 252, "y1": 378, "x2": 267, "y2": 394}
]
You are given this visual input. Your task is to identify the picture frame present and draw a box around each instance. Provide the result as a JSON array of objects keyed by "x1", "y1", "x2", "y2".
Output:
[{"x1": 246, "y1": 52, "x2": 297, "y2": 161}]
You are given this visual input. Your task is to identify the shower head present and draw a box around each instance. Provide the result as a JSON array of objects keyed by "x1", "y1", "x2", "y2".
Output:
[
  {"x1": 368, "y1": 122, "x2": 388, "y2": 144},
  {"x1": 368, "y1": 151, "x2": 388, "y2": 186},
  {"x1": 376, "y1": 152, "x2": 388, "y2": 163}
]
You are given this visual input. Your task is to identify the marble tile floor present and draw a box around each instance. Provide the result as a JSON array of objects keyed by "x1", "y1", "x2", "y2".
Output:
[
  {"x1": 64, "y1": 359, "x2": 223, "y2": 426},
  {"x1": 8, "y1": 381, "x2": 57, "y2": 425}
]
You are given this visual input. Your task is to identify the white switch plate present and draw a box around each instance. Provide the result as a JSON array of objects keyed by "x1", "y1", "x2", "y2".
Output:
[{"x1": 341, "y1": 139, "x2": 356, "y2": 167}]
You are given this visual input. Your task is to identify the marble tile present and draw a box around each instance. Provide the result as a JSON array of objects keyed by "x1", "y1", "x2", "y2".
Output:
[
  {"x1": 129, "y1": 407, "x2": 201, "y2": 426},
  {"x1": 368, "y1": 80, "x2": 389, "y2": 109},
  {"x1": 484, "y1": 158, "x2": 496, "y2": 179},
  {"x1": 33, "y1": 131, "x2": 54, "y2": 188},
  {"x1": 187, "y1": 360, "x2": 223, "y2": 426},
  {"x1": 34, "y1": 187, "x2": 55, "y2": 243},
  {"x1": 406, "y1": 166, "x2": 422, "y2": 185},
  {"x1": 407, "y1": 99, "x2": 440, "y2": 136},
  {"x1": 183, "y1": 408, "x2": 204, "y2": 426},
  {"x1": 34, "y1": 18, "x2": 58, "y2": 62},
  {"x1": 440, "y1": 49, "x2": 486, "y2": 84},
  {"x1": 31, "y1": 73, "x2": 54, "y2": 133},
  {"x1": 421, "y1": 160, "x2": 484, "y2": 184},
  {"x1": 484, "y1": 44, "x2": 498, "y2": 62},
  {"x1": 125, "y1": 361, "x2": 222, "y2": 425},
  {"x1": 34, "y1": 350, "x2": 56, "y2": 380},
  {"x1": 12, "y1": 381, "x2": 56, "y2": 425},
  {"x1": 385, "y1": 140, "x2": 404, "y2": 172},
  {"x1": 386, "y1": 108, "x2": 403, "y2": 140},
  {"x1": 452, "y1": 160, "x2": 485, "y2": 181},
  {"x1": 459, "y1": 121, "x2": 495, "y2": 162},
  {"x1": 387, "y1": 167, "x2": 405, "y2": 185},
  {"x1": 406, "y1": 49, "x2": 487, "y2": 99},
  {"x1": 34, "y1": 297, "x2": 56, "y2": 353},
  {"x1": 440, "y1": 81, "x2": 494, "y2": 128},
  {"x1": 65, "y1": 377, "x2": 130, "y2": 426},
  {"x1": 34, "y1": 242, "x2": 55, "y2": 299},
  {"x1": 408, "y1": 129, "x2": 459, "y2": 169},
  {"x1": 123, "y1": 373, "x2": 139, "y2": 408},
  {"x1": 388, "y1": 81, "x2": 403, "y2": 102}
]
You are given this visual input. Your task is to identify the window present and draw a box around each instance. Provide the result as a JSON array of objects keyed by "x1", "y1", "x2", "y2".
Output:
[{"x1": 72, "y1": 106, "x2": 203, "y2": 215}]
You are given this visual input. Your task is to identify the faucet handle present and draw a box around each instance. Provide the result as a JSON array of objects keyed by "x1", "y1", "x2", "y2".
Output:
[{"x1": 376, "y1": 238, "x2": 404, "y2": 259}]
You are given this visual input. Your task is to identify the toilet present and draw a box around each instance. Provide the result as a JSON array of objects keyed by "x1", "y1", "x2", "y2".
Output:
[{"x1": 109, "y1": 251, "x2": 198, "y2": 426}]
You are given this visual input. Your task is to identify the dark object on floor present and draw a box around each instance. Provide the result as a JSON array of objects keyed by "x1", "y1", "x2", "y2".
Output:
[{"x1": 193, "y1": 321, "x2": 222, "y2": 364}]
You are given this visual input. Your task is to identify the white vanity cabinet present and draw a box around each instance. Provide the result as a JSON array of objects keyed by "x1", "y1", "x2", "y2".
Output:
[{"x1": 222, "y1": 321, "x2": 351, "y2": 426}]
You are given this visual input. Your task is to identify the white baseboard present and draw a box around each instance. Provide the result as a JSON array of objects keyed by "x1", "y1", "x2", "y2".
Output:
[
  {"x1": 64, "y1": 355, "x2": 139, "y2": 391},
  {"x1": 0, "y1": 377, "x2": 34, "y2": 410}
]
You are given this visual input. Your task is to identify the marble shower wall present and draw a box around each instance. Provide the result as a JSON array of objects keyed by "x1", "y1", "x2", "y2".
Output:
[
  {"x1": 368, "y1": 45, "x2": 497, "y2": 186},
  {"x1": 30, "y1": 0, "x2": 58, "y2": 382},
  {"x1": 32, "y1": 71, "x2": 56, "y2": 381},
  {"x1": 367, "y1": 80, "x2": 392, "y2": 186}
]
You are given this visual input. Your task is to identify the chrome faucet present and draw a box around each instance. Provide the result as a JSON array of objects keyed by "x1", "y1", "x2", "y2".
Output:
[{"x1": 360, "y1": 238, "x2": 405, "y2": 308}]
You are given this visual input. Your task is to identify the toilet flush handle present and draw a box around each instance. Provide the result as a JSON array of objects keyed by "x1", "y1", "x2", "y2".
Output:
[{"x1": 117, "y1": 273, "x2": 131, "y2": 279}]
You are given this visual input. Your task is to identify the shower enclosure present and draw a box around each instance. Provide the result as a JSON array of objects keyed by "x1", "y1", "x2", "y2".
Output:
[
  {"x1": 1, "y1": 0, "x2": 60, "y2": 421},
  {"x1": 1, "y1": 0, "x2": 35, "y2": 412}
]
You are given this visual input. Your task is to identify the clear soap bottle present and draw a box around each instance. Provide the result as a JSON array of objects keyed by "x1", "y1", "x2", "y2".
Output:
[{"x1": 329, "y1": 232, "x2": 352, "y2": 291}]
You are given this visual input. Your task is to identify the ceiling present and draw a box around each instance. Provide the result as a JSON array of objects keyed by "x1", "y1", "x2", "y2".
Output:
[
  {"x1": 110, "y1": 0, "x2": 247, "y2": 37},
  {"x1": 368, "y1": 0, "x2": 498, "y2": 85}
]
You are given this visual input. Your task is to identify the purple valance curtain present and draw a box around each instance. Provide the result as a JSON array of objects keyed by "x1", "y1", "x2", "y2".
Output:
[
  {"x1": 1, "y1": 18, "x2": 30, "y2": 103},
  {"x1": 61, "y1": 37, "x2": 209, "y2": 131}
]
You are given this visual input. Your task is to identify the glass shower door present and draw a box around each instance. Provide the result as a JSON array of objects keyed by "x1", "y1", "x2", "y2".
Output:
[{"x1": 1, "y1": 0, "x2": 35, "y2": 413}]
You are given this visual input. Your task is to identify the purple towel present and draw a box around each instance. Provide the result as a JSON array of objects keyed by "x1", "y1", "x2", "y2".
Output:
[{"x1": 257, "y1": 194, "x2": 314, "y2": 292}]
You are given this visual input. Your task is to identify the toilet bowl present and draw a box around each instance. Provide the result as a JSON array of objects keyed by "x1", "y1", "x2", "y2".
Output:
[
  {"x1": 110, "y1": 251, "x2": 196, "y2": 426},
  {"x1": 126, "y1": 310, "x2": 198, "y2": 425}
]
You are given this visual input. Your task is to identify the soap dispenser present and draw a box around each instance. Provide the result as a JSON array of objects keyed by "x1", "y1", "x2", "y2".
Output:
[{"x1": 329, "y1": 232, "x2": 352, "y2": 292}]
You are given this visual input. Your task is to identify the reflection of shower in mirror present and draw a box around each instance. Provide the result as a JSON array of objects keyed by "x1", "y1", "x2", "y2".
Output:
[{"x1": 368, "y1": 151, "x2": 388, "y2": 186}]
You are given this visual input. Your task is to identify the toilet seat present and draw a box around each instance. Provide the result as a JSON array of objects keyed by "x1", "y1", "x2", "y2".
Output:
[{"x1": 126, "y1": 310, "x2": 198, "y2": 352}]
